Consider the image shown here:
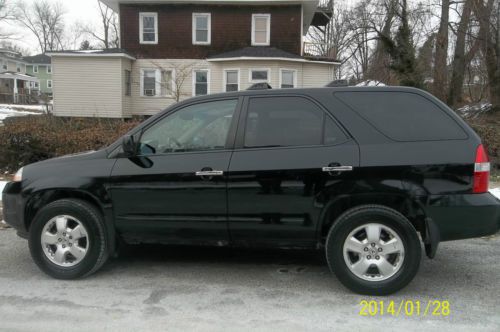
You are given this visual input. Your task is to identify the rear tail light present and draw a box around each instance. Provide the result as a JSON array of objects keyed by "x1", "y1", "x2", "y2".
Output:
[{"x1": 473, "y1": 144, "x2": 490, "y2": 193}]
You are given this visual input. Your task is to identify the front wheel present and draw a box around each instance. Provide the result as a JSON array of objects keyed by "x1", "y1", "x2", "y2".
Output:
[
  {"x1": 29, "y1": 199, "x2": 109, "y2": 279},
  {"x1": 326, "y1": 205, "x2": 421, "y2": 295}
]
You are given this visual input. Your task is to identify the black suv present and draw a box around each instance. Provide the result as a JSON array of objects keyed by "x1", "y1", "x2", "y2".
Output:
[{"x1": 3, "y1": 87, "x2": 500, "y2": 295}]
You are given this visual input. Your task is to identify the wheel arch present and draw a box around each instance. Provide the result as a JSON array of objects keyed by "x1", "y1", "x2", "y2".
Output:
[
  {"x1": 318, "y1": 193, "x2": 439, "y2": 258},
  {"x1": 24, "y1": 189, "x2": 116, "y2": 256}
]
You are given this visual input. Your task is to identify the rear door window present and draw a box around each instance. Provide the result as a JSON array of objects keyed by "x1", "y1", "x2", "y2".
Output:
[
  {"x1": 244, "y1": 96, "x2": 347, "y2": 148},
  {"x1": 335, "y1": 91, "x2": 467, "y2": 141}
]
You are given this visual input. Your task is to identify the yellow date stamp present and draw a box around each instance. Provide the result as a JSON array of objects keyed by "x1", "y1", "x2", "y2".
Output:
[{"x1": 359, "y1": 300, "x2": 451, "y2": 317}]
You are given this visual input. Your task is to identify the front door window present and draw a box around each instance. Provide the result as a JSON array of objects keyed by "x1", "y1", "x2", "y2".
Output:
[{"x1": 139, "y1": 99, "x2": 238, "y2": 155}]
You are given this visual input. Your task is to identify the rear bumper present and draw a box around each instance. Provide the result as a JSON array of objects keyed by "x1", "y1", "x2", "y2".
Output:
[
  {"x1": 2, "y1": 182, "x2": 28, "y2": 238},
  {"x1": 422, "y1": 192, "x2": 500, "y2": 241}
]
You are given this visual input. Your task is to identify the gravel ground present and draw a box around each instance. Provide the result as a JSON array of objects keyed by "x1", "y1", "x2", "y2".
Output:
[{"x1": 0, "y1": 228, "x2": 499, "y2": 331}]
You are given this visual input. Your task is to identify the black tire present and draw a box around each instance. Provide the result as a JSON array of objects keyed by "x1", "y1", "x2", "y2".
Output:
[
  {"x1": 326, "y1": 205, "x2": 421, "y2": 295},
  {"x1": 28, "y1": 199, "x2": 109, "y2": 279}
]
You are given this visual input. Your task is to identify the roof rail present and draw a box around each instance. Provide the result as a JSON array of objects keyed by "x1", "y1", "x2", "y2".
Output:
[{"x1": 247, "y1": 83, "x2": 273, "y2": 90}]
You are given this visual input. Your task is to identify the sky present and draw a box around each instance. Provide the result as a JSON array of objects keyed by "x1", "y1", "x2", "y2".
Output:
[{"x1": 2, "y1": 0, "x2": 103, "y2": 55}]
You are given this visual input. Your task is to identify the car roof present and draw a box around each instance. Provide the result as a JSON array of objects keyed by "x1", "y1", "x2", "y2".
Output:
[{"x1": 188, "y1": 86, "x2": 428, "y2": 101}]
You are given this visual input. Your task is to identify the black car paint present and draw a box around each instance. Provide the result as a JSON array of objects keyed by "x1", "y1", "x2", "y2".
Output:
[{"x1": 2, "y1": 87, "x2": 500, "y2": 258}]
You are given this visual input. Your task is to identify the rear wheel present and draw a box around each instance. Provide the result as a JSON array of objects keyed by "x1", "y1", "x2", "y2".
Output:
[
  {"x1": 29, "y1": 199, "x2": 109, "y2": 279},
  {"x1": 326, "y1": 205, "x2": 421, "y2": 295}
]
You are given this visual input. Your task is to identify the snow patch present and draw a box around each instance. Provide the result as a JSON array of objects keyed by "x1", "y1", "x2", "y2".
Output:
[
  {"x1": 355, "y1": 80, "x2": 386, "y2": 87},
  {"x1": 0, "y1": 106, "x2": 43, "y2": 124},
  {"x1": 456, "y1": 102, "x2": 492, "y2": 119},
  {"x1": 0, "y1": 181, "x2": 7, "y2": 201},
  {"x1": 490, "y1": 188, "x2": 500, "y2": 200}
]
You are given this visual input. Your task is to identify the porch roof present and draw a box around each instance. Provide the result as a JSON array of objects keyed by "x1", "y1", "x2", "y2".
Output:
[{"x1": 0, "y1": 71, "x2": 39, "y2": 82}]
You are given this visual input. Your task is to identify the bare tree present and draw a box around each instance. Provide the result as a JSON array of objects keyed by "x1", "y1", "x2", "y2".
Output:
[
  {"x1": 472, "y1": 0, "x2": 499, "y2": 111},
  {"x1": 148, "y1": 61, "x2": 197, "y2": 102},
  {"x1": 15, "y1": 0, "x2": 66, "y2": 53},
  {"x1": 80, "y1": 1, "x2": 119, "y2": 49},
  {"x1": 448, "y1": 0, "x2": 474, "y2": 107},
  {"x1": 0, "y1": 0, "x2": 16, "y2": 40},
  {"x1": 432, "y1": 0, "x2": 450, "y2": 101}
]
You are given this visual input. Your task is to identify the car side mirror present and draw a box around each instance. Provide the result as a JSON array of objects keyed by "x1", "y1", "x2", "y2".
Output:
[{"x1": 122, "y1": 135, "x2": 137, "y2": 157}]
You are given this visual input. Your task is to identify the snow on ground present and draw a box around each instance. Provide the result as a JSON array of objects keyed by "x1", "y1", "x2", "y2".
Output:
[
  {"x1": 456, "y1": 102, "x2": 492, "y2": 119},
  {"x1": 0, "y1": 104, "x2": 47, "y2": 111},
  {"x1": 490, "y1": 188, "x2": 500, "y2": 200},
  {"x1": 0, "y1": 181, "x2": 6, "y2": 200},
  {"x1": 355, "y1": 80, "x2": 386, "y2": 87},
  {"x1": 0, "y1": 106, "x2": 43, "y2": 124}
]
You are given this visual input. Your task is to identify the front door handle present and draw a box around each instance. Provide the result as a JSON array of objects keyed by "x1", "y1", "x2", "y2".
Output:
[
  {"x1": 196, "y1": 170, "x2": 224, "y2": 176},
  {"x1": 322, "y1": 166, "x2": 353, "y2": 172}
]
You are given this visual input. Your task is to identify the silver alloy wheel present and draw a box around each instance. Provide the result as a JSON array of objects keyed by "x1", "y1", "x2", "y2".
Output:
[
  {"x1": 343, "y1": 223, "x2": 405, "y2": 281},
  {"x1": 41, "y1": 215, "x2": 89, "y2": 267}
]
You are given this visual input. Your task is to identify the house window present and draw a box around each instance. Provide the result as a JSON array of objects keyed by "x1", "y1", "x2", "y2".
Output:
[
  {"x1": 139, "y1": 12, "x2": 158, "y2": 44},
  {"x1": 33, "y1": 82, "x2": 39, "y2": 89},
  {"x1": 252, "y1": 14, "x2": 270, "y2": 46},
  {"x1": 280, "y1": 69, "x2": 296, "y2": 88},
  {"x1": 33, "y1": 65, "x2": 39, "y2": 73},
  {"x1": 161, "y1": 70, "x2": 174, "y2": 96},
  {"x1": 224, "y1": 69, "x2": 239, "y2": 92},
  {"x1": 16, "y1": 63, "x2": 21, "y2": 72},
  {"x1": 1, "y1": 61, "x2": 6, "y2": 70},
  {"x1": 47, "y1": 80, "x2": 53, "y2": 89},
  {"x1": 192, "y1": 13, "x2": 211, "y2": 45},
  {"x1": 141, "y1": 69, "x2": 157, "y2": 96},
  {"x1": 47, "y1": 65, "x2": 52, "y2": 73},
  {"x1": 250, "y1": 69, "x2": 270, "y2": 83},
  {"x1": 140, "y1": 68, "x2": 174, "y2": 97},
  {"x1": 125, "y1": 70, "x2": 131, "y2": 96},
  {"x1": 193, "y1": 69, "x2": 209, "y2": 96}
]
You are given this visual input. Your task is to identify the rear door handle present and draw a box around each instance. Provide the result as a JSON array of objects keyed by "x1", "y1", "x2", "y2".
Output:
[
  {"x1": 195, "y1": 170, "x2": 224, "y2": 177},
  {"x1": 322, "y1": 166, "x2": 353, "y2": 172}
]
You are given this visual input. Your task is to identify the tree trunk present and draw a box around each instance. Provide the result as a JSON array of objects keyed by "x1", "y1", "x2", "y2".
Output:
[
  {"x1": 368, "y1": 0, "x2": 396, "y2": 82},
  {"x1": 448, "y1": 0, "x2": 473, "y2": 107},
  {"x1": 433, "y1": 0, "x2": 450, "y2": 101},
  {"x1": 473, "y1": 0, "x2": 499, "y2": 111}
]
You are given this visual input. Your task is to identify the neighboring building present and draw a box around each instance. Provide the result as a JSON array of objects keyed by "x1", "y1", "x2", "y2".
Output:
[
  {"x1": 49, "y1": 0, "x2": 338, "y2": 118},
  {"x1": 23, "y1": 54, "x2": 53, "y2": 97},
  {"x1": 0, "y1": 49, "x2": 39, "y2": 104}
]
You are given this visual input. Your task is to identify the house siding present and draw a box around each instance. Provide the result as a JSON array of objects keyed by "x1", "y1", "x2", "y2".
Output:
[
  {"x1": 130, "y1": 58, "x2": 335, "y2": 116},
  {"x1": 131, "y1": 58, "x2": 210, "y2": 115},
  {"x1": 25, "y1": 65, "x2": 52, "y2": 94},
  {"x1": 120, "y1": 4, "x2": 302, "y2": 59},
  {"x1": 52, "y1": 57, "x2": 126, "y2": 118}
]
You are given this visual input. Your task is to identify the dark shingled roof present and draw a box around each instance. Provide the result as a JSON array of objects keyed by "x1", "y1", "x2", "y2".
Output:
[
  {"x1": 23, "y1": 54, "x2": 51, "y2": 64},
  {"x1": 208, "y1": 47, "x2": 303, "y2": 59}
]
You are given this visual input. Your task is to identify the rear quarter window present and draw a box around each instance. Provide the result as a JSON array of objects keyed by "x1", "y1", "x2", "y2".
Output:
[{"x1": 335, "y1": 91, "x2": 467, "y2": 141}]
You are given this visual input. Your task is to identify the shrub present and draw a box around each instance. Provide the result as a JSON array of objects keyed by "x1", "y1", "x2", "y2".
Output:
[{"x1": 0, "y1": 115, "x2": 142, "y2": 173}]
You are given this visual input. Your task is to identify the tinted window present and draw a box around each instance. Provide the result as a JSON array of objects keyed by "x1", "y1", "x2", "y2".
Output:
[
  {"x1": 244, "y1": 96, "x2": 346, "y2": 148},
  {"x1": 139, "y1": 99, "x2": 237, "y2": 154},
  {"x1": 336, "y1": 92, "x2": 467, "y2": 141}
]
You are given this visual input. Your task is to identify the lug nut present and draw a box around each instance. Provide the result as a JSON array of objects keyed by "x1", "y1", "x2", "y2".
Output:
[
  {"x1": 62, "y1": 244, "x2": 66, "y2": 248},
  {"x1": 367, "y1": 255, "x2": 371, "y2": 259},
  {"x1": 58, "y1": 238, "x2": 62, "y2": 242},
  {"x1": 69, "y1": 243, "x2": 73, "y2": 247},
  {"x1": 371, "y1": 243, "x2": 376, "y2": 247},
  {"x1": 69, "y1": 236, "x2": 73, "y2": 239},
  {"x1": 63, "y1": 232, "x2": 66, "y2": 236},
  {"x1": 378, "y1": 248, "x2": 383, "y2": 252},
  {"x1": 375, "y1": 256, "x2": 380, "y2": 260},
  {"x1": 364, "y1": 247, "x2": 369, "y2": 251}
]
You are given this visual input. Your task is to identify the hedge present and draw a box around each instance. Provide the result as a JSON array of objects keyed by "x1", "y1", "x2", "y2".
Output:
[{"x1": 0, "y1": 115, "x2": 142, "y2": 173}]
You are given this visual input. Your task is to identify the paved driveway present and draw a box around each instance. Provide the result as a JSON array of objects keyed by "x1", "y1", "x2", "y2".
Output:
[{"x1": 0, "y1": 228, "x2": 498, "y2": 331}]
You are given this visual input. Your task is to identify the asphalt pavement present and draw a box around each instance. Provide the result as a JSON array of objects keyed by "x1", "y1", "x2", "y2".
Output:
[{"x1": 0, "y1": 228, "x2": 499, "y2": 331}]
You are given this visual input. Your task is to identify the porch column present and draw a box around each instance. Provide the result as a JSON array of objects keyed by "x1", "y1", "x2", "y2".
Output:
[{"x1": 13, "y1": 78, "x2": 18, "y2": 103}]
